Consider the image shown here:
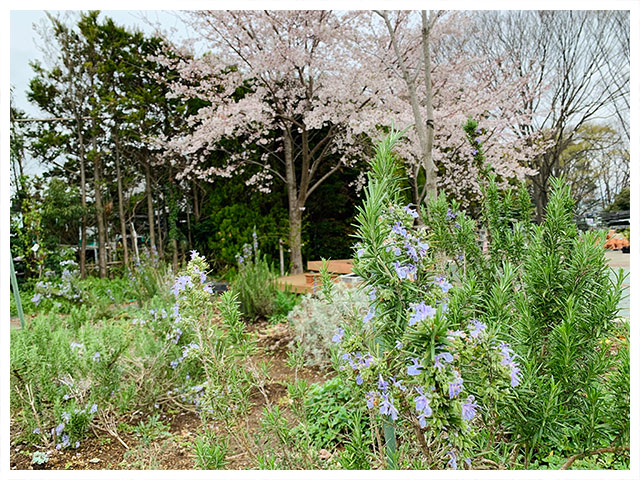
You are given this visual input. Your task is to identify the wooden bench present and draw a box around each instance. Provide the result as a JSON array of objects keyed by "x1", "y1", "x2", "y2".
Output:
[{"x1": 276, "y1": 259, "x2": 357, "y2": 294}]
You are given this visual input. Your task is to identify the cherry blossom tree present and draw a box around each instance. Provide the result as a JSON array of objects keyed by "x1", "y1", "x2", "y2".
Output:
[
  {"x1": 159, "y1": 10, "x2": 544, "y2": 272},
  {"x1": 159, "y1": 10, "x2": 388, "y2": 273},
  {"x1": 360, "y1": 11, "x2": 543, "y2": 209}
]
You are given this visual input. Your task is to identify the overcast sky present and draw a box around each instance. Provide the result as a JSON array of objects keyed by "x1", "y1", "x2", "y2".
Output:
[{"x1": 9, "y1": 10, "x2": 195, "y2": 175}]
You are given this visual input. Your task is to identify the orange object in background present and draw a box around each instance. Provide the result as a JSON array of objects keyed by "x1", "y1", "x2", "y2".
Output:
[{"x1": 604, "y1": 229, "x2": 630, "y2": 250}]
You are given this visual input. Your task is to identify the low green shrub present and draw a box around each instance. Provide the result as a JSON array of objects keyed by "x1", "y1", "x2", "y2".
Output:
[
  {"x1": 231, "y1": 234, "x2": 279, "y2": 320},
  {"x1": 300, "y1": 377, "x2": 371, "y2": 450}
]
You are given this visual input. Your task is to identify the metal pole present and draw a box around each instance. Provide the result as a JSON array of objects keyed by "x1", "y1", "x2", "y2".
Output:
[{"x1": 10, "y1": 254, "x2": 25, "y2": 329}]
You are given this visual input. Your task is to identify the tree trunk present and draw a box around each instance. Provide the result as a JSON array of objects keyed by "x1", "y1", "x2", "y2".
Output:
[
  {"x1": 92, "y1": 145, "x2": 107, "y2": 278},
  {"x1": 145, "y1": 161, "x2": 156, "y2": 253},
  {"x1": 420, "y1": 10, "x2": 438, "y2": 204},
  {"x1": 284, "y1": 129, "x2": 304, "y2": 274},
  {"x1": 78, "y1": 127, "x2": 87, "y2": 279},
  {"x1": 172, "y1": 239, "x2": 178, "y2": 272},
  {"x1": 379, "y1": 11, "x2": 437, "y2": 206},
  {"x1": 192, "y1": 180, "x2": 200, "y2": 222},
  {"x1": 114, "y1": 135, "x2": 129, "y2": 267}
]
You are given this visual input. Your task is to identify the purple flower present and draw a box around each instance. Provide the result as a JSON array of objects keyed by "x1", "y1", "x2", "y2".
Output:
[
  {"x1": 462, "y1": 395, "x2": 478, "y2": 421},
  {"x1": 332, "y1": 327, "x2": 344, "y2": 343},
  {"x1": 447, "y1": 451, "x2": 457, "y2": 470},
  {"x1": 61, "y1": 411, "x2": 71, "y2": 422},
  {"x1": 55, "y1": 423, "x2": 65, "y2": 436},
  {"x1": 203, "y1": 284, "x2": 213, "y2": 294},
  {"x1": 379, "y1": 394, "x2": 399, "y2": 420},
  {"x1": 448, "y1": 374, "x2": 464, "y2": 398},
  {"x1": 415, "y1": 391, "x2": 432, "y2": 417},
  {"x1": 403, "y1": 205, "x2": 419, "y2": 219},
  {"x1": 92, "y1": 352, "x2": 101, "y2": 362},
  {"x1": 469, "y1": 319, "x2": 486, "y2": 339},
  {"x1": 172, "y1": 275, "x2": 194, "y2": 297},
  {"x1": 364, "y1": 306, "x2": 375, "y2": 323},
  {"x1": 378, "y1": 375, "x2": 389, "y2": 393},
  {"x1": 392, "y1": 377, "x2": 406, "y2": 391},
  {"x1": 63, "y1": 394, "x2": 70, "y2": 401},
  {"x1": 33, "y1": 428, "x2": 40, "y2": 434},
  {"x1": 89, "y1": 404, "x2": 98, "y2": 414},
  {"x1": 408, "y1": 302, "x2": 437, "y2": 326},
  {"x1": 75, "y1": 441, "x2": 80, "y2": 448},
  {"x1": 31, "y1": 293, "x2": 42, "y2": 305},
  {"x1": 471, "y1": 148, "x2": 479, "y2": 155},
  {"x1": 404, "y1": 243, "x2": 419, "y2": 261},
  {"x1": 510, "y1": 364, "x2": 522, "y2": 387},
  {"x1": 356, "y1": 374, "x2": 363, "y2": 385},
  {"x1": 190, "y1": 250, "x2": 198, "y2": 259},
  {"x1": 395, "y1": 341, "x2": 403, "y2": 350},
  {"x1": 435, "y1": 276, "x2": 453, "y2": 293},
  {"x1": 393, "y1": 262, "x2": 408, "y2": 280},
  {"x1": 61, "y1": 434, "x2": 70, "y2": 447},
  {"x1": 392, "y1": 221, "x2": 408, "y2": 237},
  {"x1": 465, "y1": 457, "x2": 472, "y2": 467},
  {"x1": 357, "y1": 248, "x2": 365, "y2": 258},
  {"x1": 434, "y1": 351, "x2": 454, "y2": 369},
  {"x1": 366, "y1": 391, "x2": 376, "y2": 409},
  {"x1": 360, "y1": 353, "x2": 374, "y2": 368},
  {"x1": 446, "y1": 209, "x2": 457, "y2": 221},
  {"x1": 407, "y1": 358, "x2": 423, "y2": 376}
]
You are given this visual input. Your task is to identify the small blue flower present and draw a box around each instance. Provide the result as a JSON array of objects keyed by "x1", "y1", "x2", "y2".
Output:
[
  {"x1": 378, "y1": 375, "x2": 389, "y2": 393},
  {"x1": 363, "y1": 306, "x2": 375, "y2": 323},
  {"x1": 55, "y1": 423, "x2": 65, "y2": 436},
  {"x1": 31, "y1": 293, "x2": 42, "y2": 305},
  {"x1": 448, "y1": 374, "x2": 464, "y2": 399},
  {"x1": 356, "y1": 374, "x2": 363, "y2": 385},
  {"x1": 434, "y1": 351, "x2": 454, "y2": 369},
  {"x1": 415, "y1": 392, "x2": 432, "y2": 417},
  {"x1": 462, "y1": 395, "x2": 478, "y2": 421},
  {"x1": 365, "y1": 391, "x2": 376, "y2": 409},
  {"x1": 379, "y1": 394, "x2": 398, "y2": 420},
  {"x1": 408, "y1": 302, "x2": 436, "y2": 326},
  {"x1": 92, "y1": 352, "x2": 101, "y2": 362},
  {"x1": 407, "y1": 358, "x2": 423, "y2": 376},
  {"x1": 403, "y1": 205, "x2": 419, "y2": 219},
  {"x1": 469, "y1": 319, "x2": 486, "y2": 339},
  {"x1": 447, "y1": 450, "x2": 457, "y2": 470},
  {"x1": 391, "y1": 221, "x2": 407, "y2": 237},
  {"x1": 395, "y1": 341, "x2": 403, "y2": 350},
  {"x1": 332, "y1": 327, "x2": 344, "y2": 343},
  {"x1": 61, "y1": 411, "x2": 71, "y2": 422},
  {"x1": 33, "y1": 428, "x2": 40, "y2": 434},
  {"x1": 446, "y1": 209, "x2": 456, "y2": 221},
  {"x1": 89, "y1": 404, "x2": 98, "y2": 414}
]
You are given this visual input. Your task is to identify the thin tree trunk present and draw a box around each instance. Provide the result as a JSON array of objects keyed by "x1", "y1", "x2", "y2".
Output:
[
  {"x1": 145, "y1": 160, "x2": 156, "y2": 252},
  {"x1": 157, "y1": 197, "x2": 164, "y2": 260},
  {"x1": 419, "y1": 10, "x2": 438, "y2": 203},
  {"x1": 78, "y1": 128, "x2": 87, "y2": 279},
  {"x1": 192, "y1": 180, "x2": 200, "y2": 222},
  {"x1": 378, "y1": 11, "x2": 437, "y2": 205},
  {"x1": 284, "y1": 129, "x2": 304, "y2": 274},
  {"x1": 114, "y1": 135, "x2": 129, "y2": 267},
  {"x1": 92, "y1": 139, "x2": 107, "y2": 279}
]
